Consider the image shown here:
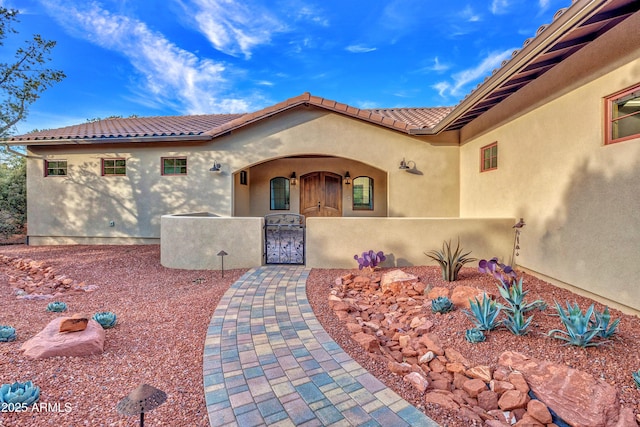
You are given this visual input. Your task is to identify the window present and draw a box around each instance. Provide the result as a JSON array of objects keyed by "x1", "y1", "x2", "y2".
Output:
[
  {"x1": 102, "y1": 158, "x2": 126, "y2": 176},
  {"x1": 270, "y1": 177, "x2": 290, "y2": 210},
  {"x1": 353, "y1": 176, "x2": 373, "y2": 210},
  {"x1": 45, "y1": 160, "x2": 67, "y2": 177},
  {"x1": 481, "y1": 142, "x2": 498, "y2": 172},
  {"x1": 162, "y1": 157, "x2": 187, "y2": 175},
  {"x1": 606, "y1": 83, "x2": 640, "y2": 145}
]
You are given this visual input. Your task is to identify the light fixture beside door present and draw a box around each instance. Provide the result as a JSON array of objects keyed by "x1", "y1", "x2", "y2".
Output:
[
  {"x1": 344, "y1": 171, "x2": 351, "y2": 185},
  {"x1": 290, "y1": 172, "x2": 297, "y2": 186}
]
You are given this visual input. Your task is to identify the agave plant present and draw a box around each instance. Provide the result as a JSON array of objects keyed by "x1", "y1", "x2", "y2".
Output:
[
  {"x1": 46, "y1": 301, "x2": 68, "y2": 312},
  {"x1": 92, "y1": 311, "x2": 117, "y2": 329},
  {"x1": 502, "y1": 310, "x2": 533, "y2": 336},
  {"x1": 354, "y1": 250, "x2": 386, "y2": 271},
  {"x1": 497, "y1": 278, "x2": 545, "y2": 315},
  {"x1": 464, "y1": 293, "x2": 501, "y2": 331},
  {"x1": 425, "y1": 238, "x2": 476, "y2": 282},
  {"x1": 465, "y1": 328, "x2": 486, "y2": 343},
  {"x1": 590, "y1": 306, "x2": 620, "y2": 339},
  {"x1": 633, "y1": 370, "x2": 640, "y2": 389},
  {"x1": 431, "y1": 296, "x2": 455, "y2": 314},
  {"x1": 0, "y1": 381, "x2": 40, "y2": 405},
  {"x1": 548, "y1": 302, "x2": 606, "y2": 347},
  {"x1": 0, "y1": 325, "x2": 17, "y2": 342}
]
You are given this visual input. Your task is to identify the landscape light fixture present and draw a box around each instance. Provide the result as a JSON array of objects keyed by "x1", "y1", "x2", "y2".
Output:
[
  {"x1": 209, "y1": 161, "x2": 221, "y2": 172},
  {"x1": 344, "y1": 171, "x2": 351, "y2": 185},
  {"x1": 116, "y1": 383, "x2": 166, "y2": 427},
  {"x1": 290, "y1": 172, "x2": 297, "y2": 186}
]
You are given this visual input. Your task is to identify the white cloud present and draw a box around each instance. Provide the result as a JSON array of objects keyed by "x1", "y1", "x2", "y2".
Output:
[
  {"x1": 539, "y1": 0, "x2": 551, "y2": 11},
  {"x1": 460, "y1": 5, "x2": 481, "y2": 22},
  {"x1": 40, "y1": 0, "x2": 252, "y2": 114},
  {"x1": 490, "y1": 0, "x2": 510, "y2": 14},
  {"x1": 345, "y1": 45, "x2": 377, "y2": 53},
  {"x1": 435, "y1": 49, "x2": 514, "y2": 97},
  {"x1": 185, "y1": 0, "x2": 287, "y2": 59},
  {"x1": 429, "y1": 57, "x2": 450, "y2": 72}
]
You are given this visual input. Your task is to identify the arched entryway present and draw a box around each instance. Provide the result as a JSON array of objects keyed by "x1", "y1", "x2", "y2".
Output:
[{"x1": 300, "y1": 171, "x2": 342, "y2": 217}]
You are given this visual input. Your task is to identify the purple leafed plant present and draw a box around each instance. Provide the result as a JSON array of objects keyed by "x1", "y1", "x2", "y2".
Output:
[
  {"x1": 354, "y1": 250, "x2": 386, "y2": 271},
  {"x1": 478, "y1": 257, "x2": 517, "y2": 287}
]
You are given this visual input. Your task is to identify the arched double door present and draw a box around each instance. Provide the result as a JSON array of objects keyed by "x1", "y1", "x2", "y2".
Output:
[{"x1": 300, "y1": 172, "x2": 342, "y2": 217}]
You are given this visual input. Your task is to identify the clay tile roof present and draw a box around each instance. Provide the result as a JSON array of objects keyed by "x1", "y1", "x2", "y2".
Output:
[
  {"x1": 365, "y1": 107, "x2": 454, "y2": 130},
  {"x1": 8, "y1": 113, "x2": 244, "y2": 142}
]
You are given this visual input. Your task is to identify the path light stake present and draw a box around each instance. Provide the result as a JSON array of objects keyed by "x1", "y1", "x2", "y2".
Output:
[
  {"x1": 116, "y1": 383, "x2": 166, "y2": 427},
  {"x1": 217, "y1": 250, "x2": 228, "y2": 278},
  {"x1": 510, "y1": 218, "x2": 526, "y2": 268}
]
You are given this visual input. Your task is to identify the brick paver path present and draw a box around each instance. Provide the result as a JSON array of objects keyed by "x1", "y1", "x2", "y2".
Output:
[{"x1": 203, "y1": 266, "x2": 439, "y2": 426}]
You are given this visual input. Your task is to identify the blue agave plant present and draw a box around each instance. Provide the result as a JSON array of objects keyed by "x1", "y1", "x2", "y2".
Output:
[
  {"x1": 353, "y1": 250, "x2": 386, "y2": 271},
  {"x1": 465, "y1": 328, "x2": 486, "y2": 343},
  {"x1": 0, "y1": 381, "x2": 40, "y2": 405},
  {"x1": 431, "y1": 296, "x2": 455, "y2": 314},
  {"x1": 464, "y1": 293, "x2": 501, "y2": 331},
  {"x1": 548, "y1": 302, "x2": 606, "y2": 347},
  {"x1": 92, "y1": 311, "x2": 117, "y2": 329},
  {"x1": 0, "y1": 325, "x2": 17, "y2": 342},
  {"x1": 633, "y1": 370, "x2": 640, "y2": 389},
  {"x1": 46, "y1": 301, "x2": 68, "y2": 312}
]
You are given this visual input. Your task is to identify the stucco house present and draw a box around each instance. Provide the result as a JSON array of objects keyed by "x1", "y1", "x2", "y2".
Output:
[{"x1": 4, "y1": 0, "x2": 640, "y2": 312}]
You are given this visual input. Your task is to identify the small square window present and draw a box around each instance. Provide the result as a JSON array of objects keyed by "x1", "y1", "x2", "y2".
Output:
[
  {"x1": 605, "y1": 83, "x2": 640, "y2": 145},
  {"x1": 480, "y1": 142, "x2": 498, "y2": 172},
  {"x1": 102, "y1": 158, "x2": 126, "y2": 176},
  {"x1": 45, "y1": 160, "x2": 67, "y2": 177},
  {"x1": 162, "y1": 157, "x2": 187, "y2": 175}
]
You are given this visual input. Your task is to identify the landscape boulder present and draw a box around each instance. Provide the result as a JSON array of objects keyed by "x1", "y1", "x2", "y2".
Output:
[
  {"x1": 380, "y1": 270, "x2": 418, "y2": 294},
  {"x1": 21, "y1": 317, "x2": 105, "y2": 359}
]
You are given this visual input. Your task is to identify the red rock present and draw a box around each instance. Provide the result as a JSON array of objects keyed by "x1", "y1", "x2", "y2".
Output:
[
  {"x1": 425, "y1": 391, "x2": 460, "y2": 411},
  {"x1": 426, "y1": 287, "x2": 450, "y2": 300},
  {"x1": 452, "y1": 372, "x2": 469, "y2": 390},
  {"x1": 498, "y1": 351, "x2": 625, "y2": 427},
  {"x1": 485, "y1": 419, "x2": 510, "y2": 427},
  {"x1": 463, "y1": 378, "x2": 487, "y2": 398},
  {"x1": 21, "y1": 318, "x2": 105, "y2": 359},
  {"x1": 459, "y1": 407, "x2": 483, "y2": 423},
  {"x1": 352, "y1": 332, "x2": 379, "y2": 352},
  {"x1": 345, "y1": 323, "x2": 363, "y2": 333},
  {"x1": 59, "y1": 315, "x2": 89, "y2": 333},
  {"x1": 477, "y1": 390, "x2": 499, "y2": 411},
  {"x1": 429, "y1": 358, "x2": 446, "y2": 373},
  {"x1": 414, "y1": 320, "x2": 434, "y2": 335},
  {"x1": 467, "y1": 365, "x2": 492, "y2": 383},
  {"x1": 429, "y1": 379, "x2": 451, "y2": 391},
  {"x1": 527, "y1": 400, "x2": 552, "y2": 424},
  {"x1": 508, "y1": 371, "x2": 530, "y2": 394},
  {"x1": 444, "y1": 347, "x2": 470, "y2": 367},
  {"x1": 498, "y1": 390, "x2": 528, "y2": 411},
  {"x1": 418, "y1": 333, "x2": 444, "y2": 355},
  {"x1": 490, "y1": 379, "x2": 515, "y2": 394},
  {"x1": 380, "y1": 270, "x2": 418, "y2": 294},
  {"x1": 451, "y1": 286, "x2": 488, "y2": 308},
  {"x1": 388, "y1": 361, "x2": 412, "y2": 375},
  {"x1": 515, "y1": 413, "x2": 544, "y2": 426},
  {"x1": 404, "y1": 372, "x2": 429, "y2": 393}
]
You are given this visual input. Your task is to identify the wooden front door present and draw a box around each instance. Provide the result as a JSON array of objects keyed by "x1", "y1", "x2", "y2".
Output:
[{"x1": 300, "y1": 172, "x2": 342, "y2": 217}]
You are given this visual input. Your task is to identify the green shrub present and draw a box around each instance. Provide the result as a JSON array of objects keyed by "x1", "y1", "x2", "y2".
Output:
[{"x1": 425, "y1": 238, "x2": 476, "y2": 282}]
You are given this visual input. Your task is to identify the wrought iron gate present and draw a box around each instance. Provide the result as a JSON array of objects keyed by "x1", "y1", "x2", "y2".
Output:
[{"x1": 264, "y1": 214, "x2": 305, "y2": 265}]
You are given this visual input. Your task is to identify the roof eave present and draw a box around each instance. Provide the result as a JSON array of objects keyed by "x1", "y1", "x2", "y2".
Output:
[
  {"x1": 2, "y1": 134, "x2": 213, "y2": 146},
  {"x1": 426, "y1": 0, "x2": 608, "y2": 135}
]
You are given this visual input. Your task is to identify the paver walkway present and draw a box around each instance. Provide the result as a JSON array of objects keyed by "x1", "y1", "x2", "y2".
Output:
[{"x1": 203, "y1": 265, "x2": 439, "y2": 427}]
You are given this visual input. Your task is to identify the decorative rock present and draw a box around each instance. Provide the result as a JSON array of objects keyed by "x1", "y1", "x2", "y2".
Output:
[
  {"x1": 526, "y1": 399, "x2": 552, "y2": 424},
  {"x1": 498, "y1": 351, "x2": 626, "y2": 427},
  {"x1": 425, "y1": 391, "x2": 460, "y2": 411},
  {"x1": 498, "y1": 390, "x2": 528, "y2": 411},
  {"x1": 21, "y1": 318, "x2": 105, "y2": 359},
  {"x1": 345, "y1": 323, "x2": 363, "y2": 333},
  {"x1": 477, "y1": 390, "x2": 500, "y2": 411},
  {"x1": 467, "y1": 365, "x2": 492, "y2": 383},
  {"x1": 451, "y1": 286, "x2": 488, "y2": 309},
  {"x1": 463, "y1": 378, "x2": 487, "y2": 398},
  {"x1": 445, "y1": 362, "x2": 466, "y2": 374},
  {"x1": 414, "y1": 320, "x2": 434, "y2": 335},
  {"x1": 444, "y1": 347, "x2": 470, "y2": 368},
  {"x1": 490, "y1": 379, "x2": 515, "y2": 394},
  {"x1": 419, "y1": 351, "x2": 435, "y2": 364},
  {"x1": 515, "y1": 413, "x2": 544, "y2": 426},
  {"x1": 426, "y1": 287, "x2": 450, "y2": 300},
  {"x1": 388, "y1": 361, "x2": 412, "y2": 375},
  {"x1": 508, "y1": 371, "x2": 530, "y2": 394},
  {"x1": 352, "y1": 332, "x2": 379, "y2": 352},
  {"x1": 418, "y1": 333, "x2": 444, "y2": 355},
  {"x1": 380, "y1": 270, "x2": 418, "y2": 294},
  {"x1": 59, "y1": 314, "x2": 89, "y2": 333},
  {"x1": 404, "y1": 372, "x2": 429, "y2": 393}
]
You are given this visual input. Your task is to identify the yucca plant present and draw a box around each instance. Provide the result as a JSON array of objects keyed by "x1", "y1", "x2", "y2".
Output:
[
  {"x1": 425, "y1": 238, "x2": 476, "y2": 282},
  {"x1": 548, "y1": 302, "x2": 606, "y2": 347},
  {"x1": 502, "y1": 310, "x2": 533, "y2": 336},
  {"x1": 464, "y1": 293, "x2": 501, "y2": 331},
  {"x1": 0, "y1": 325, "x2": 17, "y2": 342},
  {"x1": 465, "y1": 328, "x2": 486, "y2": 343},
  {"x1": 633, "y1": 370, "x2": 640, "y2": 389},
  {"x1": 46, "y1": 301, "x2": 67, "y2": 312},
  {"x1": 590, "y1": 306, "x2": 620, "y2": 339},
  {"x1": 92, "y1": 312, "x2": 117, "y2": 329},
  {"x1": 0, "y1": 381, "x2": 40, "y2": 405},
  {"x1": 431, "y1": 296, "x2": 455, "y2": 314}
]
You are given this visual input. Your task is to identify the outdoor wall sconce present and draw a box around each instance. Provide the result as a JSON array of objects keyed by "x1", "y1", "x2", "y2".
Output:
[
  {"x1": 209, "y1": 161, "x2": 221, "y2": 172},
  {"x1": 290, "y1": 172, "x2": 297, "y2": 186},
  {"x1": 344, "y1": 171, "x2": 351, "y2": 185},
  {"x1": 399, "y1": 158, "x2": 421, "y2": 174}
]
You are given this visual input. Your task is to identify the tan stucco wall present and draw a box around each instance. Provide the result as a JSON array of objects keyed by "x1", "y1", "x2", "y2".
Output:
[
  {"x1": 26, "y1": 108, "x2": 459, "y2": 243},
  {"x1": 161, "y1": 215, "x2": 263, "y2": 269},
  {"x1": 306, "y1": 217, "x2": 514, "y2": 269},
  {"x1": 459, "y1": 11, "x2": 640, "y2": 311}
]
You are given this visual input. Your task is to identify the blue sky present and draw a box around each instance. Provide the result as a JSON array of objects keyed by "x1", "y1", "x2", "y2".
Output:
[{"x1": 3, "y1": 0, "x2": 570, "y2": 135}]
